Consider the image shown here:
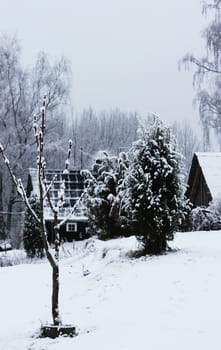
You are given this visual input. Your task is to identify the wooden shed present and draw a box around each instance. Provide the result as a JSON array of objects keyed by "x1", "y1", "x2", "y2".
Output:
[{"x1": 186, "y1": 152, "x2": 221, "y2": 207}]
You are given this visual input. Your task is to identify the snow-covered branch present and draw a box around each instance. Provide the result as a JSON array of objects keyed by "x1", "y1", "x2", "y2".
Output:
[
  {"x1": 63, "y1": 139, "x2": 72, "y2": 174},
  {"x1": 56, "y1": 189, "x2": 87, "y2": 230}
]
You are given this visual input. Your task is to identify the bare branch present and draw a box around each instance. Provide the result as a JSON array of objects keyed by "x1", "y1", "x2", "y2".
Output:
[
  {"x1": 56, "y1": 188, "x2": 87, "y2": 230},
  {"x1": 63, "y1": 139, "x2": 72, "y2": 174}
]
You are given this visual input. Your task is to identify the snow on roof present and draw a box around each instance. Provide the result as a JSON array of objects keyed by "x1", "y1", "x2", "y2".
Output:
[
  {"x1": 195, "y1": 152, "x2": 221, "y2": 199},
  {"x1": 28, "y1": 168, "x2": 87, "y2": 221}
]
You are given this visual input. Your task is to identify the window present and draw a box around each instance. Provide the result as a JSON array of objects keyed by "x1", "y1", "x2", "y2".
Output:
[
  {"x1": 54, "y1": 182, "x2": 61, "y2": 189},
  {"x1": 66, "y1": 222, "x2": 77, "y2": 232}
]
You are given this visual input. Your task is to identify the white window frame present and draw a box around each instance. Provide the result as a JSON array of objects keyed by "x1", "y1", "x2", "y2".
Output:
[{"x1": 66, "y1": 222, "x2": 77, "y2": 232}]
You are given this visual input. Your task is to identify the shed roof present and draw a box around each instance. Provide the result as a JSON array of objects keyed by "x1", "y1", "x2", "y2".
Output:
[{"x1": 195, "y1": 152, "x2": 221, "y2": 199}]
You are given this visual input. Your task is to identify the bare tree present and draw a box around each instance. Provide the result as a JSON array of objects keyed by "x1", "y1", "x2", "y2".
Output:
[
  {"x1": 98, "y1": 109, "x2": 138, "y2": 154},
  {"x1": 0, "y1": 35, "x2": 71, "y2": 242},
  {"x1": 171, "y1": 120, "x2": 202, "y2": 179},
  {"x1": 0, "y1": 98, "x2": 77, "y2": 337},
  {"x1": 68, "y1": 108, "x2": 138, "y2": 169},
  {"x1": 181, "y1": 1, "x2": 221, "y2": 149}
]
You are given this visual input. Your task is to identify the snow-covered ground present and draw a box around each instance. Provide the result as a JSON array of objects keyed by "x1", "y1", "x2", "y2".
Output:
[{"x1": 0, "y1": 231, "x2": 221, "y2": 350}]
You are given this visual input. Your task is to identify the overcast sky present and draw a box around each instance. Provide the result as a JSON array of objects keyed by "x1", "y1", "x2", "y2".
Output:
[{"x1": 0, "y1": 0, "x2": 207, "y2": 125}]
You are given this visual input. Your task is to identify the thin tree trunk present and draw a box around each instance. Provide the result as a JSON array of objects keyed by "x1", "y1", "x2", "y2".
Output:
[
  {"x1": 38, "y1": 98, "x2": 61, "y2": 326},
  {"x1": 52, "y1": 212, "x2": 60, "y2": 325},
  {"x1": 52, "y1": 264, "x2": 60, "y2": 325},
  {"x1": 39, "y1": 191, "x2": 61, "y2": 325}
]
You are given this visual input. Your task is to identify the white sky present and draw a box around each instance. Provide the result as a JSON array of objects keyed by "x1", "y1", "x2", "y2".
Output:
[{"x1": 0, "y1": 0, "x2": 207, "y2": 125}]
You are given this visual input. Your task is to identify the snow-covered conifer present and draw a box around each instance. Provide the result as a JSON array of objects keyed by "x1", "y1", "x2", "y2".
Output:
[
  {"x1": 83, "y1": 151, "x2": 129, "y2": 239},
  {"x1": 124, "y1": 116, "x2": 189, "y2": 254},
  {"x1": 23, "y1": 195, "x2": 44, "y2": 258}
]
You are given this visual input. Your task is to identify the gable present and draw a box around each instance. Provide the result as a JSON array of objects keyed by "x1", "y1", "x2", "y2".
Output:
[
  {"x1": 195, "y1": 152, "x2": 221, "y2": 199},
  {"x1": 187, "y1": 152, "x2": 221, "y2": 207}
]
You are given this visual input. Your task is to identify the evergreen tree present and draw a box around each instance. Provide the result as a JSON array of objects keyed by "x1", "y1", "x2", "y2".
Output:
[
  {"x1": 83, "y1": 151, "x2": 129, "y2": 239},
  {"x1": 23, "y1": 195, "x2": 44, "y2": 258},
  {"x1": 124, "y1": 117, "x2": 188, "y2": 254}
]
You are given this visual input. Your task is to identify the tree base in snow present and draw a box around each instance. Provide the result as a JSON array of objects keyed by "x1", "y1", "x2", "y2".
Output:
[{"x1": 40, "y1": 324, "x2": 76, "y2": 338}]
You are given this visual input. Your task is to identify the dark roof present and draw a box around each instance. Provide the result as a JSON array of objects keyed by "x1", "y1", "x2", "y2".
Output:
[{"x1": 186, "y1": 152, "x2": 221, "y2": 207}]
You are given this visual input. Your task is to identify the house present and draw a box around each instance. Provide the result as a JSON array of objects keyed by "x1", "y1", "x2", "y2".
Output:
[
  {"x1": 186, "y1": 152, "x2": 221, "y2": 207},
  {"x1": 26, "y1": 168, "x2": 88, "y2": 241}
]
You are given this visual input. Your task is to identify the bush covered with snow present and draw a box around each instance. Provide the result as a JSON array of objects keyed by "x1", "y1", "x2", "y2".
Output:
[
  {"x1": 83, "y1": 117, "x2": 189, "y2": 254},
  {"x1": 23, "y1": 195, "x2": 44, "y2": 258},
  {"x1": 0, "y1": 249, "x2": 29, "y2": 267},
  {"x1": 124, "y1": 116, "x2": 189, "y2": 254},
  {"x1": 191, "y1": 197, "x2": 221, "y2": 231},
  {"x1": 83, "y1": 151, "x2": 130, "y2": 240}
]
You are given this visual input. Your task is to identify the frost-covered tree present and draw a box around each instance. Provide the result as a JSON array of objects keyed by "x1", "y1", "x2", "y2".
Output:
[
  {"x1": 0, "y1": 97, "x2": 78, "y2": 337},
  {"x1": 0, "y1": 35, "x2": 71, "y2": 241},
  {"x1": 83, "y1": 151, "x2": 129, "y2": 239},
  {"x1": 68, "y1": 108, "x2": 138, "y2": 169},
  {"x1": 23, "y1": 195, "x2": 44, "y2": 258},
  {"x1": 171, "y1": 120, "x2": 201, "y2": 179},
  {"x1": 124, "y1": 117, "x2": 188, "y2": 254},
  {"x1": 182, "y1": 1, "x2": 221, "y2": 149}
]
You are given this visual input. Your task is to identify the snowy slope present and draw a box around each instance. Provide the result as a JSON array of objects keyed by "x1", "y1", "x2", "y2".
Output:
[{"x1": 0, "y1": 231, "x2": 221, "y2": 350}]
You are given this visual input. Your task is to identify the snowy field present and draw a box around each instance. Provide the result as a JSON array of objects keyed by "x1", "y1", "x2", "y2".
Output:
[{"x1": 0, "y1": 231, "x2": 221, "y2": 350}]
